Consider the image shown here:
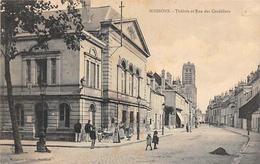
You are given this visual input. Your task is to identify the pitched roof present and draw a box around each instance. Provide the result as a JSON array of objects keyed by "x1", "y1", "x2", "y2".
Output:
[
  {"x1": 153, "y1": 72, "x2": 161, "y2": 85},
  {"x1": 86, "y1": 6, "x2": 121, "y2": 31}
]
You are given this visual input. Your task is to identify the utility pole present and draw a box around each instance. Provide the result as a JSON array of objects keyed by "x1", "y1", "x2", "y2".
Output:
[{"x1": 119, "y1": 1, "x2": 124, "y2": 46}]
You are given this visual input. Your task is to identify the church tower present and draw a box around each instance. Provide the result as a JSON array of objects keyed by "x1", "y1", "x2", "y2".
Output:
[{"x1": 182, "y1": 62, "x2": 197, "y2": 108}]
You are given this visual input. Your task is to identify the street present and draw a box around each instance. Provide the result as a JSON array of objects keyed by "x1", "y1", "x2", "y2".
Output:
[{"x1": 0, "y1": 125, "x2": 248, "y2": 164}]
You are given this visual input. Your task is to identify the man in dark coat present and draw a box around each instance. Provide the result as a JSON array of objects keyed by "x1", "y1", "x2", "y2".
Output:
[
  {"x1": 90, "y1": 127, "x2": 96, "y2": 149},
  {"x1": 74, "y1": 120, "x2": 82, "y2": 142},
  {"x1": 85, "y1": 120, "x2": 92, "y2": 142},
  {"x1": 152, "y1": 130, "x2": 159, "y2": 149}
]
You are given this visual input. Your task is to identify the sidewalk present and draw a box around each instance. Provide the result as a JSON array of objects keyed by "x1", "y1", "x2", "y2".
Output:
[
  {"x1": 0, "y1": 128, "x2": 185, "y2": 149},
  {"x1": 224, "y1": 126, "x2": 260, "y2": 164}
]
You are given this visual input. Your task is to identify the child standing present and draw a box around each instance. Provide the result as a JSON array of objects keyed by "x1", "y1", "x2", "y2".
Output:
[
  {"x1": 97, "y1": 128, "x2": 103, "y2": 142},
  {"x1": 152, "y1": 130, "x2": 159, "y2": 149},
  {"x1": 145, "y1": 133, "x2": 152, "y2": 150}
]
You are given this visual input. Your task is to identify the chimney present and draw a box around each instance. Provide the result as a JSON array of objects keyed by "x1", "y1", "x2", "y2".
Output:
[
  {"x1": 161, "y1": 69, "x2": 165, "y2": 90},
  {"x1": 151, "y1": 77, "x2": 156, "y2": 90}
]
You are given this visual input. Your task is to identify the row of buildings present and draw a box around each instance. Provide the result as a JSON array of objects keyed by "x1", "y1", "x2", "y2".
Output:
[
  {"x1": 206, "y1": 65, "x2": 260, "y2": 133},
  {"x1": 0, "y1": 0, "x2": 198, "y2": 140}
]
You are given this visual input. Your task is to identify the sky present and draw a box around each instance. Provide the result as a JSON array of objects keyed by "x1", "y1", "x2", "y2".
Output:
[{"x1": 56, "y1": 0, "x2": 260, "y2": 113}]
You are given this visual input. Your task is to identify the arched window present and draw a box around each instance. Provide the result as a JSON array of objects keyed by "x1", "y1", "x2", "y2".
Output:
[
  {"x1": 121, "y1": 60, "x2": 127, "y2": 93},
  {"x1": 129, "y1": 64, "x2": 134, "y2": 96},
  {"x1": 59, "y1": 103, "x2": 70, "y2": 128},
  {"x1": 136, "y1": 69, "x2": 140, "y2": 96},
  {"x1": 15, "y1": 104, "x2": 24, "y2": 127},
  {"x1": 121, "y1": 60, "x2": 126, "y2": 70}
]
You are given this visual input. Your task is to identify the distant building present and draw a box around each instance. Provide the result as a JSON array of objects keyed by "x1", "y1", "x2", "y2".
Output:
[
  {"x1": 153, "y1": 70, "x2": 194, "y2": 129},
  {"x1": 207, "y1": 64, "x2": 260, "y2": 133}
]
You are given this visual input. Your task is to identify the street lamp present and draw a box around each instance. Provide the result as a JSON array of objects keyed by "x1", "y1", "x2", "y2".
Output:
[
  {"x1": 36, "y1": 78, "x2": 50, "y2": 152},
  {"x1": 162, "y1": 103, "x2": 165, "y2": 135},
  {"x1": 137, "y1": 96, "x2": 141, "y2": 140}
]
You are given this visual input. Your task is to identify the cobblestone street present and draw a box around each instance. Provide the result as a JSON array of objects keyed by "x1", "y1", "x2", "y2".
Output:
[{"x1": 0, "y1": 125, "x2": 249, "y2": 164}]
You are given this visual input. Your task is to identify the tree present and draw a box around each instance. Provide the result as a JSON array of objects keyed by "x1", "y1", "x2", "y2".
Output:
[{"x1": 0, "y1": 0, "x2": 86, "y2": 154}]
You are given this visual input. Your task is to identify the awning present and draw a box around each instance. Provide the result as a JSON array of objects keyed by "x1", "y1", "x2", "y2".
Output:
[
  {"x1": 176, "y1": 111, "x2": 184, "y2": 123},
  {"x1": 239, "y1": 92, "x2": 260, "y2": 119}
]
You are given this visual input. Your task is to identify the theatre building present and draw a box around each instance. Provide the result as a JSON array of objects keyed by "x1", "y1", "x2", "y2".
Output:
[
  {"x1": 85, "y1": 5, "x2": 151, "y2": 132},
  {"x1": 0, "y1": 1, "x2": 152, "y2": 140},
  {"x1": 0, "y1": 30, "x2": 105, "y2": 140}
]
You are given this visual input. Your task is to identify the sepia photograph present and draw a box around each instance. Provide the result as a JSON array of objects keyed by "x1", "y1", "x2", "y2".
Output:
[{"x1": 0, "y1": 0, "x2": 259, "y2": 163}]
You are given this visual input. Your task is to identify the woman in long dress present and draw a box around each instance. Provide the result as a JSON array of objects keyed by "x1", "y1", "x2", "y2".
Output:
[{"x1": 113, "y1": 123, "x2": 120, "y2": 143}]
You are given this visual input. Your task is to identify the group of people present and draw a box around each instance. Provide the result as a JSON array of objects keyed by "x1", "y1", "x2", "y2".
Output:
[
  {"x1": 74, "y1": 120, "x2": 97, "y2": 149},
  {"x1": 145, "y1": 130, "x2": 159, "y2": 151},
  {"x1": 75, "y1": 120, "x2": 160, "y2": 151}
]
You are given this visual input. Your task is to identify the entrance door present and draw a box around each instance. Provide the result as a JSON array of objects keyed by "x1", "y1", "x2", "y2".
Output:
[
  {"x1": 35, "y1": 103, "x2": 48, "y2": 137},
  {"x1": 130, "y1": 111, "x2": 134, "y2": 129}
]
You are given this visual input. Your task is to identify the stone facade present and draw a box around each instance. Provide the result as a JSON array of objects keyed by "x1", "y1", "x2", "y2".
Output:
[
  {"x1": 146, "y1": 73, "x2": 165, "y2": 131},
  {"x1": 0, "y1": 31, "x2": 105, "y2": 140},
  {"x1": 207, "y1": 65, "x2": 260, "y2": 133}
]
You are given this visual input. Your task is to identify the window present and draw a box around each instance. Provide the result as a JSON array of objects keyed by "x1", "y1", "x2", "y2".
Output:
[
  {"x1": 15, "y1": 104, "x2": 24, "y2": 127},
  {"x1": 121, "y1": 60, "x2": 127, "y2": 94},
  {"x1": 36, "y1": 59, "x2": 47, "y2": 85},
  {"x1": 130, "y1": 111, "x2": 134, "y2": 123},
  {"x1": 51, "y1": 58, "x2": 56, "y2": 84},
  {"x1": 26, "y1": 60, "x2": 31, "y2": 82},
  {"x1": 90, "y1": 62, "x2": 96, "y2": 88},
  {"x1": 121, "y1": 70, "x2": 125, "y2": 93},
  {"x1": 59, "y1": 103, "x2": 70, "y2": 128},
  {"x1": 129, "y1": 65, "x2": 134, "y2": 96},
  {"x1": 122, "y1": 111, "x2": 127, "y2": 123},
  {"x1": 86, "y1": 60, "x2": 89, "y2": 86},
  {"x1": 97, "y1": 64, "x2": 100, "y2": 89},
  {"x1": 129, "y1": 75, "x2": 132, "y2": 95}
]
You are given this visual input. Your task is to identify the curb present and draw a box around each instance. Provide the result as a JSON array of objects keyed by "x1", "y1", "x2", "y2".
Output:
[
  {"x1": 222, "y1": 127, "x2": 250, "y2": 164},
  {"x1": 0, "y1": 133, "x2": 174, "y2": 149}
]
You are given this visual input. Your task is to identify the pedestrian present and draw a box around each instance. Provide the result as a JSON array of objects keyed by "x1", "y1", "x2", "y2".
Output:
[
  {"x1": 97, "y1": 128, "x2": 103, "y2": 142},
  {"x1": 186, "y1": 123, "x2": 189, "y2": 132},
  {"x1": 152, "y1": 130, "x2": 159, "y2": 149},
  {"x1": 145, "y1": 133, "x2": 152, "y2": 150},
  {"x1": 90, "y1": 127, "x2": 96, "y2": 149},
  {"x1": 113, "y1": 123, "x2": 120, "y2": 143},
  {"x1": 74, "y1": 120, "x2": 82, "y2": 142},
  {"x1": 85, "y1": 120, "x2": 92, "y2": 142}
]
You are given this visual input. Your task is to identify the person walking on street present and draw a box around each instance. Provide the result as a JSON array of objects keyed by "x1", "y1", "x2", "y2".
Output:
[
  {"x1": 85, "y1": 120, "x2": 92, "y2": 142},
  {"x1": 145, "y1": 133, "x2": 152, "y2": 150},
  {"x1": 90, "y1": 127, "x2": 96, "y2": 149},
  {"x1": 186, "y1": 123, "x2": 189, "y2": 132},
  {"x1": 74, "y1": 120, "x2": 82, "y2": 142},
  {"x1": 152, "y1": 130, "x2": 159, "y2": 149}
]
